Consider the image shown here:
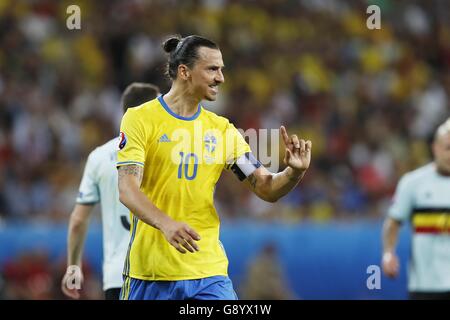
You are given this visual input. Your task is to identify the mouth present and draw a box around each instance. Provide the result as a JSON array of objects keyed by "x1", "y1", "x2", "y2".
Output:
[{"x1": 209, "y1": 84, "x2": 219, "y2": 94}]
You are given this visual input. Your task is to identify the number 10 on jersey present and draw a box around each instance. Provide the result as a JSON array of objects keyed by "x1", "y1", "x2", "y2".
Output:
[{"x1": 178, "y1": 152, "x2": 198, "y2": 180}]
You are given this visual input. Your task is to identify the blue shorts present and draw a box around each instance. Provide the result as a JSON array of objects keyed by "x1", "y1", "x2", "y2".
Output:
[{"x1": 120, "y1": 275, "x2": 238, "y2": 300}]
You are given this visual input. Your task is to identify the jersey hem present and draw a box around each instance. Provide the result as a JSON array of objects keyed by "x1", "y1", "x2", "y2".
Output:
[{"x1": 125, "y1": 272, "x2": 228, "y2": 281}]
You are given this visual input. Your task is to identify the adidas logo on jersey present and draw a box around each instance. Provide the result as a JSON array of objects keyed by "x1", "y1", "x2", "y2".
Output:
[{"x1": 158, "y1": 134, "x2": 171, "y2": 142}]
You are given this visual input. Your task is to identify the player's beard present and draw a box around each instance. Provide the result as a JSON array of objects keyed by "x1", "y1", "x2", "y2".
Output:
[{"x1": 205, "y1": 84, "x2": 219, "y2": 101}]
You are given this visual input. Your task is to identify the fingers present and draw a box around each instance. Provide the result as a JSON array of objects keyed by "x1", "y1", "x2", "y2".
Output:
[
  {"x1": 178, "y1": 230, "x2": 200, "y2": 253},
  {"x1": 291, "y1": 136, "x2": 311, "y2": 157},
  {"x1": 281, "y1": 127, "x2": 311, "y2": 156},
  {"x1": 186, "y1": 226, "x2": 201, "y2": 241},
  {"x1": 305, "y1": 140, "x2": 312, "y2": 152},
  {"x1": 298, "y1": 139, "x2": 312, "y2": 153},
  {"x1": 302, "y1": 140, "x2": 312, "y2": 159},
  {"x1": 66, "y1": 289, "x2": 80, "y2": 299},
  {"x1": 382, "y1": 261, "x2": 395, "y2": 277},
  {"x1": 291, "y1": 135, "x2": 300, "y2": 149},
  {"x1": 61, "y1": 275, "x2": 81, "y2": 299},
  {"x1": 170, "y1": 225, "x2": 201, "y2": 254},
  {"x1": 183, "y1": 232, "x2": 200, "y2": 252},
  {"x1": 384, "y1": 266, "x2": 398, "y2": 278},
  {"x1": 173, "y1": 238, "x2": 195, "y2": 254},
  {"x1": 299, "y1": 139, "x2": 305, "y2": 151},
  {"x1": 280, "y1": 126, "x2": 290, "y2": 146},
  {"x1": 172, "y1": 240, "x2": 187, "y2": 254},
  {"x1": 390, "y1": 260, "x2": 399, "y2": 276},
  {"x1": 179, "y1": 238, "x2": 197, "y2": 253}
]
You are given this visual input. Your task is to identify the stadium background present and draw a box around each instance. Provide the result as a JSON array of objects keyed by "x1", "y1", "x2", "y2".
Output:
[{"x1": 0, "y1": 0, "x2": 449, "y2": 299}]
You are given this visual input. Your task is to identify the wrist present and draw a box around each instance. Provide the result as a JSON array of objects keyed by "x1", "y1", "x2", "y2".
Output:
[
  {"x1": 66, "y1": 264, "x2": 82, "y2": 274},
  {"x1": 155, "y1": 214, "x2": 172, "y2": 231},
  {"x1": 287, "y1": 166, "x2": 305, "y2": 180},
  {"x1": 67, "y1": 262, "x2": 80, "y2": 269}
]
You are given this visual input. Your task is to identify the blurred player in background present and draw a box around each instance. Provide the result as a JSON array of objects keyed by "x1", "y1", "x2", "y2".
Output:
[
  {"x1": 117, "y1": 35, "x2": 312, "y2": 300},
  {"x1": 61, "y1": 83, "x2": 160, "y2": 300},
  {"x1": 382, "y1": 118, "x2": 450, "y2": 300}
]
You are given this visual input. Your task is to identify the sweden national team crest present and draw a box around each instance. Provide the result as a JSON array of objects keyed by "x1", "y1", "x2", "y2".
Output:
[
  {"x1": 118, "y1": 132, "x2": 127, "y2": 150},
  {"x1": 204, "y1": 134, "x2": 216, "y2": 153},
  {"x1": 204, "y1": 133, "x2": 217, "y2": 164}
]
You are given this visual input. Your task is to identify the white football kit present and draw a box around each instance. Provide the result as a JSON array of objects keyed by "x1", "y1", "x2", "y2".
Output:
[
  {"x1": 388, "y1": 163, "x2": 450, "y2": 292},
  {"x1": 76, "y1": 137, "x2": 130, "y2": 291}
]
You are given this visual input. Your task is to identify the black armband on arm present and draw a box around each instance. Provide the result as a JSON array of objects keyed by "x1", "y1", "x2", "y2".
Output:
[{"x1": 229, "y1": 152, "x2": 261, "y2": 181}]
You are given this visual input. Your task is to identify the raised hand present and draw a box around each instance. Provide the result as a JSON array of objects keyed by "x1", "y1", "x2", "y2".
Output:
[{"x1": 280, "y1": 126, "x2": 312, "y2": 172}]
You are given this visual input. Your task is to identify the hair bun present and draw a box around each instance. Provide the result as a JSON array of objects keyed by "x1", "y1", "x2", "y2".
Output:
[{"x1": 162, "y1": 37, "x2": 181, "y2": 53}]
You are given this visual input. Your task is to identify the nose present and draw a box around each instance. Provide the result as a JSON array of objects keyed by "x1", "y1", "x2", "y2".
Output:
[{"x1": 215, "y1": 69, "x2": 225, "y2": 84}]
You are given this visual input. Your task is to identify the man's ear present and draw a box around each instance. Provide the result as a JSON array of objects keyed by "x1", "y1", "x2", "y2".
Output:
[{"x1": 178, "y1": 64, "x2": 190, "y2": 80}]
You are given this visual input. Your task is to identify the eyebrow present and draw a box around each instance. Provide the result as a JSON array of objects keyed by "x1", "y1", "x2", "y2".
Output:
[{"x1": 207, "y1": 64, "x2": 225, "y2": 69}]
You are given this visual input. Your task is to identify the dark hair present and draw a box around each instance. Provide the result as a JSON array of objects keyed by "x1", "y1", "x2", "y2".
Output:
[
  {"x1": 121, "y1": 82, "x2": 160, "y2": 113},
  {"x1": 162, "y1": 35, "x2": 219, "y2": 80}
]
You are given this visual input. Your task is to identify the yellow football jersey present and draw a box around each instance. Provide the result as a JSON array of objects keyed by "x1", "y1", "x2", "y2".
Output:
[{"x1": 117, "y1": 95, "x2": 251, "y2": 280}]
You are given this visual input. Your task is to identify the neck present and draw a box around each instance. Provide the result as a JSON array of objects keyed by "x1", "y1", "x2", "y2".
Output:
[{"x1": 163, "y1": 84, "x2": 200, "y2": 118}]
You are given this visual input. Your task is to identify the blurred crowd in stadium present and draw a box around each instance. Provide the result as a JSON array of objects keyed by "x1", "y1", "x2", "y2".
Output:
[
  {"x1": 0, "y1": 250, "x2": 102, "y2": 299},
  {"x1": 1, "y1": 0, "x2": 449, "y2": 300},
  {"x1": 1, "y1": 0, "x2": 449, "y2": 225}
]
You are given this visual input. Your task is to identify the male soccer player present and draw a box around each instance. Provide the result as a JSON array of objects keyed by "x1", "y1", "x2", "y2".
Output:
[
  {"x1": 382, "y1": 118, "x2": 450, "y2": 299},
  {"x1": 117, "y1": 35, "x2": 312, "y2": 300},
  {"x1": 61, "y1": 83, "x2": 160, "y2": 300}
]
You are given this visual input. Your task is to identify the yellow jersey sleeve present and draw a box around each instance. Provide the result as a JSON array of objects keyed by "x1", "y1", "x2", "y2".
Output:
[
  {"x1": 225, "y1": 121, "x2": 252, "y2": 167},
  {"x1": 117, "y1": 109, "x2": 147, "y2": 167}
]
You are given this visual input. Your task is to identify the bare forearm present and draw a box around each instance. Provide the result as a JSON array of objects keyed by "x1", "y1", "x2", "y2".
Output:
[
  {"x1": 67, "y1": 206, "x2": 92, "y2": 266},
  {"x1": 382, "y1": 218, "x2": 400, "y2": 254},
  {"x1": 270, "y1": 167, "x2": 306, "y2": 199},
  {"x1": 118, "y1": 165, "x2": 171, "y2": 230},
  {"x1": 249, "y1": 166, "x2": 305, "y2": 202},
  {"x1": 118, "y1": 165, "x2": 200, "y2": 254},
  {"x1": 68, "y1": 227, "x2": 88, "y2": 266},
  {"x1": 119, "y1": 184, "x2": 171, "y2": 230}
]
